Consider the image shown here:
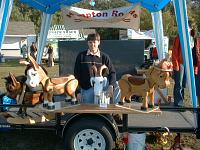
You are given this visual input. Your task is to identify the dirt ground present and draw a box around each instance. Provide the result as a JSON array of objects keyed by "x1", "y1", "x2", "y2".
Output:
[{"x1": 0, "y1": 60, "x2": 200, "y2": 149}]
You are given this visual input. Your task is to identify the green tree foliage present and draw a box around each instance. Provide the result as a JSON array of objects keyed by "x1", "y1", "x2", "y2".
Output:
[
  {"x1": 188, "y1": 0, "x2": 200, "y2": 35},
  {"x1": 10, "y1": 0, "x2": 64, "y2": 34},
  {"x1": 10, "y1": 0, "x2": 41, "y2": 33},
  {"x1": 74, "y1": 0, "x2": 129, "y2": 10},
  {"x1": 140, "y1": 8, "x2": 152, "y2": 30}
]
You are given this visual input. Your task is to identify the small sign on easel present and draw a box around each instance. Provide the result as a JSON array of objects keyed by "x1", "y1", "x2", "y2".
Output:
[{"x1": 99, "y1": 91, "x2": 110, "y2": 108}]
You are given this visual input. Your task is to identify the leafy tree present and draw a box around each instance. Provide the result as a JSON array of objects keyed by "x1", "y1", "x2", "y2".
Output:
[
  {"x1": 189, "y1": 0, "x2": 200, "y2": 34},
  {"x1": 140, "y1": 8, "x2": 152, "y2": 30},
  {"x1": 74, "y1": 0, "x2": 129, "y2": 10}
]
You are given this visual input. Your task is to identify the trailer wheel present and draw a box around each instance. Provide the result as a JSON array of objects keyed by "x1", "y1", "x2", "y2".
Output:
[{"x1": 64, "y1": 118, "x2": 115, "y2": 150}]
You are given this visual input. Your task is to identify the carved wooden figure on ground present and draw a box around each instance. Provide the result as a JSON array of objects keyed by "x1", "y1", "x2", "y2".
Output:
[
  {"x1": 20, "y1": 55, "x2": 78, "y2": 110},
  {"x1": 118, "y1": 59, "x2": 172, "y2": 110}
]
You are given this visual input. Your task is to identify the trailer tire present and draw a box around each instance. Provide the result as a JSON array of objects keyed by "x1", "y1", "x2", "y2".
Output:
[{"x1": 64, "y1": 117, "x2": 115, "y2": 150}]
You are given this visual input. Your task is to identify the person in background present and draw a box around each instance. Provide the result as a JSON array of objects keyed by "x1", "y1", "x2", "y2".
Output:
[
  {"x1": 74, "y1": 32, "x2": 118, "y2": 104},
  {"x1": 21, "y1": 44, "x2": 28, "y2": 59},
  {"x1": 190, "y1": 28, "x2": 200, "y2": 106},
  {"x1": 172, "y1": 24, "x2": 200, "y2": 107},
  {"x1": 172, "y1": 34, "x2": 186, "y2": 107},
  {"x1": 149, "y1": 41, "x2": 158, "y2": 61},
  {"x1": 30, "y1": 42, "x2": 37, "y2": 60},
  {"x1": 46, "y1": 43, "x2": 54, "y2": 67}
]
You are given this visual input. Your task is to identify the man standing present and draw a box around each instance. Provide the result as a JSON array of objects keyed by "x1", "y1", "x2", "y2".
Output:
[
  {"x1": 30, "y1": 42, "x2": 37, "y2": 60},
  {"x1": 21, "y1": 44, "x2": 28, "y2": 59},
  {"x1": 74, "y1": 33, "x2": 117, "y2": 104},
  {"x1": 46, "y1": 43, "x2": 54, "y2": 67},
  {"x1": 149, "y1": 41, "x2": 158, "y2": 61}
]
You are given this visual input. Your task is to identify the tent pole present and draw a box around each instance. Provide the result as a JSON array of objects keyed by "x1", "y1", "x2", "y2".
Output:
[
  {"x1": 36, "y1": 13, "x2": 52, "y2": 64},
  {"x1": 151, "y1": 11, "x2": 165, "y2": 60},
  {"x1": 173, "y1": 0, "x2": 198, "y2": 132},
  {"x1": 0, "y1": 0, "x2": 14, "y2": 51},
  {"x1": 173, "y1": 0, "x2": 197, "y2": 108}
]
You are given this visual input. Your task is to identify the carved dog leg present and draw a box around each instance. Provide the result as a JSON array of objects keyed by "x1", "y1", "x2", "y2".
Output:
[
  {"x1": 65, "y1": 79, "x2": 78, "y2": 105},
  {"x1": 47, "y1": 92, "x2": 55, "y2": 110},
  {"x1": 71, "y1": 93, "x2": 78, "y2": 105},
  {"x1": 17, "y1": 84, "x2": 27, "y2": 117},
  {"x1": 43, "y1": 92, "x2": 48, "y2": 107},
  {"x1": 148, "y1": 91, "x2": 155, "y2": 108},
  {"x1": 125, "y1": 93, "x2": 132, "y2": 103},
  {"x1": 118, "y1": 97, "x2": 125, "y2": 105},
  {"x1": 65, "y1": 95, "x2": 72, "y2": 102},
  {"x1": 141, "y1": 93, "x2": 148, "y2": 110},
  {"x1": 118, "y1": 79, "x2": 129, "y2": 105}
]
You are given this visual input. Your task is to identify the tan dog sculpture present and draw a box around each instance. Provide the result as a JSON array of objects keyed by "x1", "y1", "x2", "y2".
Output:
[
  {"x1": 20, "y1": 55, "x2": 78, "y2": 110},
  {"x1": 118, "y1": 59, "x2": 172, "y2": 110}
]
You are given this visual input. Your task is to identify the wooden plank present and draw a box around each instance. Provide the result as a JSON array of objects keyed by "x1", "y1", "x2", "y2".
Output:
[
  {"x1": 32, "y1": 112, "x2": 44, "y2": 117},
  {"x1": 7, "y1": 116, "x2": 45, "y2": 124},
  {"x1": 54, "y1": 104, "x2": 161, "y2": 114},
  {"x1": 7, "y1": 113, "x2": 55, "y2": 124},
  {"x1": 8, "y1": 102, "x2": 161, "y2": 115},
  {"x1": 26, "y1": 111, "x2": 40, "y2": 118},
  {"x1": 7, "y1": 112, "x2": 19, "y2": 118}
]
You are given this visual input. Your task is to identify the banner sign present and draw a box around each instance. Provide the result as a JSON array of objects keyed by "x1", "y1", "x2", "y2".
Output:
[{"x1": 61, "y1": 5, "x2": 140, "y2": 30}]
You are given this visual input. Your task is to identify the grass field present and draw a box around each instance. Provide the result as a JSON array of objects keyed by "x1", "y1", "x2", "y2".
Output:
[{"x1": 0, "y1": 59, "x2": 200, "y2": 150}]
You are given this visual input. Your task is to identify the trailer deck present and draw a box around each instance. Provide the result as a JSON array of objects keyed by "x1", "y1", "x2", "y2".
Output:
[{"x1": 0, "y1": 101, "x2": 197, "y2": 134}]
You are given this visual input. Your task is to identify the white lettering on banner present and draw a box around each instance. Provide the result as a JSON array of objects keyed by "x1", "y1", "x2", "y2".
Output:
[
  {"x1": 47, "y1": 27, "x2": 80, "y2": 39},
  {"x1": 61, "y1": 5, "x2": 140, "y2": 30}
]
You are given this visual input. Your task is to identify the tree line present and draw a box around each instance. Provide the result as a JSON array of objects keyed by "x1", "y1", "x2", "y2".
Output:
[{"x1": 10, "y1": 0, "x2": 200, "y2": 47}]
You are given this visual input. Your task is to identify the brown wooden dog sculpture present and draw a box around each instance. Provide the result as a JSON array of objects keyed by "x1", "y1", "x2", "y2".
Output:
[
  {"x1": 2, "y1": 72, "x2": 43, "y2": 116},
  {"x1": 0, "y1": 73, "x2": 26, "y2": 116},
  {"x1": 4, "y1": 72, "x2": 26, "y2": 101},
  {"x1": 20, "y1": 55, "x2": 78, "y2": 110},
  {"x1": 118, "y1": 59, "x2": 172, "y2": 110}
]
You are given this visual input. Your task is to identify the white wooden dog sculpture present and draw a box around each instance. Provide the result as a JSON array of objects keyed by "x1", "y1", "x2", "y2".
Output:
[
  {"x1": 20, "y1": 55, "x2": 78, "y2": 110},
  {"x1": 118, "y1": 59, "x2": 172, "y2": 110},
  {"x1": 90, "y1": 65, "x2": 110, "y2": 106}
]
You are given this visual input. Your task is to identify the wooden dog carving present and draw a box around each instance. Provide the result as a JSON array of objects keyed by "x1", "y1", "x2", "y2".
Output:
[
  {"x1": 90, "y1": 65, "x2": 109, "y2": 104},
  {"x1": 118, "y1": 59, "x2": 172, "y2": 110},
  {"x1": 20, "y1": 55, "x2": 78, "y2": 110},
  {"x1": 2, "y1": 72, "x2": 43, "y2": 116},
  {"x1": 1, "y1": 72, "x2": 26, "y2": 113}
]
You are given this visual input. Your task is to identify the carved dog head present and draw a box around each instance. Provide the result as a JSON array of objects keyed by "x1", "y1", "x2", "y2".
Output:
[
  {"x1": 4, "y1": 72, "x2": 26, "y2": 98},
  {"x1": 90, "y1": 65, "x2": 108, "y2": 96},
  {"x1": 20, "y1": 55, "x2": 47, "y2": 88}
]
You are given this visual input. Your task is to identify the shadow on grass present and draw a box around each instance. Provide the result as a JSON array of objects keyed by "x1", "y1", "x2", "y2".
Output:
[{"x1": 0, "y1": 60, "x2": 22, "y2": 67}]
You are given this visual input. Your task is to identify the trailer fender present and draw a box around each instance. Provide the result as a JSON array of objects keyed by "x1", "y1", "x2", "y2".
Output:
[{"x1": 61, "y1": 113, "x2": 119, "y2": 140}]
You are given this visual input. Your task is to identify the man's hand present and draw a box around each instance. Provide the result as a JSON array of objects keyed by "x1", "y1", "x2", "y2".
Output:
[{"x1": 105, "y1": 85, "x2": 113, "y2": 98}]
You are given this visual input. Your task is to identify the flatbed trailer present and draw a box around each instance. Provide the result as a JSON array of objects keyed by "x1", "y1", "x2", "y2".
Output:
[{"x1": 1, "y1": 100, "x2": 200, "y2": 150}]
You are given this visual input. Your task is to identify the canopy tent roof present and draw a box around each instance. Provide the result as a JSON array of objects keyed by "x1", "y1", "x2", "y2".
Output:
[{"x1": 19, "y1": 0, "x2": 171, "y2": 14}]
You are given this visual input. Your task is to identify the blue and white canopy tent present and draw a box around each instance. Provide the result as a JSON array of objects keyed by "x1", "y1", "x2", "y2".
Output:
[{"x1": 0, "y1": 0, "x2": 198, "y2": 114}]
